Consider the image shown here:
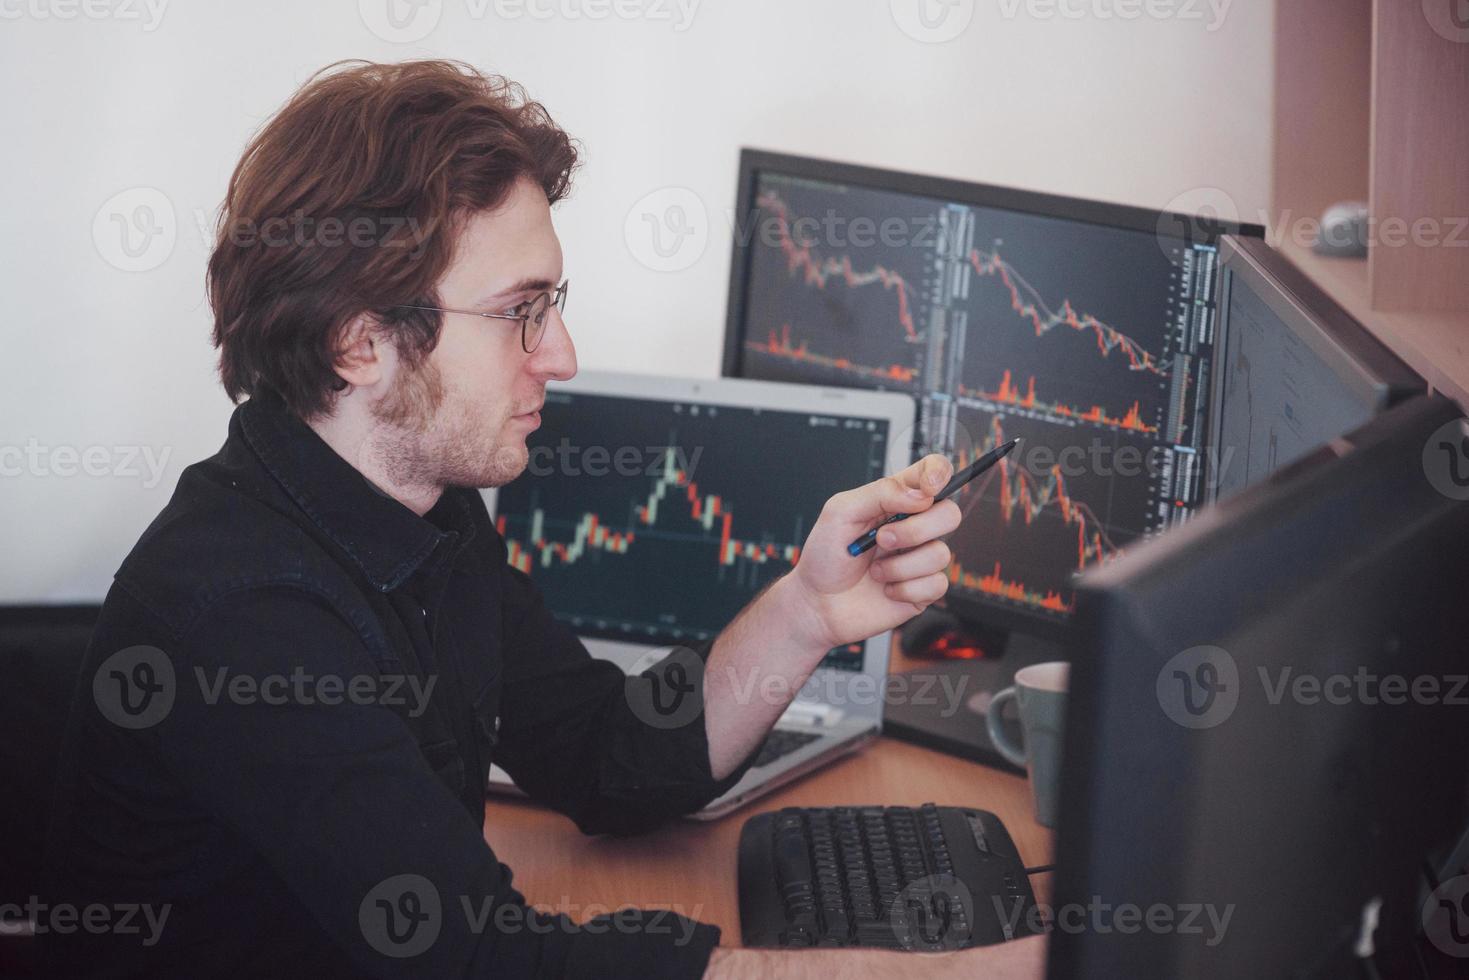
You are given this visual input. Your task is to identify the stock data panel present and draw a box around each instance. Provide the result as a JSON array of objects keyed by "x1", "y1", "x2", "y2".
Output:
[
  {"x1": 734, "y1": 172, "x2": 1219, "y2": 622},
  {"x1": 492, "y1": 391, "x2": 893, "y2": 670}
]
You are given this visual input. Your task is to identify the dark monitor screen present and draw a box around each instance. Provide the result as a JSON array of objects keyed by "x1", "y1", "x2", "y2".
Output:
[
  {"x1": 490, "y1": 386, "x2": 896, "y2": 671},
  {"x1": 1207, "y1": 235, "x2": 1423, "y2": 502},
  {"x1": 723, "y1": 150, "x2": 1263, "y2": 636},
  {"x1": 1050, "y1": 393, "x2": 1469, "y2": 978}
]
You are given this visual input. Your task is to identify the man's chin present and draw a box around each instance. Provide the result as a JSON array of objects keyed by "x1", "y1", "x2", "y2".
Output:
[{"x1": 457, "y1": 442, "x2": 530, "y2": 490}]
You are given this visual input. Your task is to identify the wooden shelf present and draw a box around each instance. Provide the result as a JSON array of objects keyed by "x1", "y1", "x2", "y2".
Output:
[
  {"x1": 1273, "y1": 1, "x2": 1469, "y2": 404},
  {"x1": 1273, "y1": 236, "x2": 1469, "y2": 406}
]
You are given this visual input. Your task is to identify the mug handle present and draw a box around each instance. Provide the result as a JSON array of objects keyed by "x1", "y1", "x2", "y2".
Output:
[{"x1": 986, "y1": 685, "x2": 1028, "y2": 768}]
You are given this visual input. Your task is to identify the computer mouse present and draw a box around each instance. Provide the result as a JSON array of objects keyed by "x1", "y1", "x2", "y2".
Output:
[
  {"x1": 899, "y1": 606, "x2": 988, "y2": 660},
  {"x1": 1314, "y1": 201, "x2": 1369, "y2": 258}
]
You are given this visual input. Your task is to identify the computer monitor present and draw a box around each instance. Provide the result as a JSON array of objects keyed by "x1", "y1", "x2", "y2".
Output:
[
  {"x1": 484, "y1": 370, "x2": 914, "y2": 674},
  {"x1": 1206, "y1": 235, "x2": 1424, "y2": 502},
  {"x1": 1048, "y1": 393, "x2": 1469, "y2": 978},
  {"x1": 721, "y1": 149, "x2": 1264, "y2": 642}
]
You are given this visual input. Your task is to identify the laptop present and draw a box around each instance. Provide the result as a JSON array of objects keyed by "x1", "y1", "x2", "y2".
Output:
[{"x1": 482, "y1": 370, "x2": 915, "y2": 819}]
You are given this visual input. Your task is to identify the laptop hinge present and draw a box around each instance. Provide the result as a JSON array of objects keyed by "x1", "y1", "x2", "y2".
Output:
[{"x1": 782, "y1": 700, "x2": 843, "y2": 728}]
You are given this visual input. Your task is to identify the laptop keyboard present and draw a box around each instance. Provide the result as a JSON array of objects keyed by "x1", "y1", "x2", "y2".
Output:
[{"x1": 751, "y1": 729, "x2": 824, "y2": 768}]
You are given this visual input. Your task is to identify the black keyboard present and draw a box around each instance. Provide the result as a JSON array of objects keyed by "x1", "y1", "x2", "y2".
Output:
[
  {"x1": 751, "y1": 729, "x2": 823, "y2": 768},
  {"x1": 737, "y1": 803, "x2": 1041, "y2": 949}
]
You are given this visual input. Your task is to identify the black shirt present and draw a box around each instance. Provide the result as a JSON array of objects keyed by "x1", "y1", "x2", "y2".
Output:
[{"x1": 41, "y1": 387, "x2": 760, "y2": 978}]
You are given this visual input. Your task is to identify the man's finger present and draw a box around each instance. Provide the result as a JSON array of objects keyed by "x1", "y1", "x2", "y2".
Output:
[
  {"x1": 870, "y1": 539, "x2": 952, "y2": 583},
  {"x1": 873, "y1": 499, "x2": 962, "y2": 551},
  {"x1": 882, "y1": 571, "x2": 949, "y2": 606},
  {"x1": 895, "y1": 453, "x2": 953, "y2": 494},
  {"x1": 824, "y1": 454, "x2": 956, "y2": 526}
]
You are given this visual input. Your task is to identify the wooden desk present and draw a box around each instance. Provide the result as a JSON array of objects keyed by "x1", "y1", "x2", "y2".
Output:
[{"x1": 481, "y1": 641, "x2": 1052, "y2": 944}]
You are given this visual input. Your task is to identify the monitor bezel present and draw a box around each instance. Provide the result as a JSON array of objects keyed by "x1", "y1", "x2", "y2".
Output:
[
  {"x1": 720, "y1": 148, "x2": 1267, "y2": 641},
  {"x1": 1202, "y1": 234, "x2": 1426, "y2": 504}
]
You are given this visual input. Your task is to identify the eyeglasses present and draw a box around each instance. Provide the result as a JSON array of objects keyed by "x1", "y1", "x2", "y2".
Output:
[{"x1": 393, "y1": 279, "x2": 568, "y2": 353}]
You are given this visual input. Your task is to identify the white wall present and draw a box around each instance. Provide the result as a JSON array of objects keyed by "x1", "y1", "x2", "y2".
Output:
[{"x1": 0, "y1": 0, "x2": 1274, "y2": 603}]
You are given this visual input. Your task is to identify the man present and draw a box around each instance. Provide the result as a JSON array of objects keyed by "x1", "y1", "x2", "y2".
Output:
[{"x1": 42, "y1": 59, "x2": 1044, "y2": 978}]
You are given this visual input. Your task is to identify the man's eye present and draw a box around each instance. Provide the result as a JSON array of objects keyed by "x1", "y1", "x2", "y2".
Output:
[{"x1": 502, "y1": 299, "x2": 532, "y2": 316}]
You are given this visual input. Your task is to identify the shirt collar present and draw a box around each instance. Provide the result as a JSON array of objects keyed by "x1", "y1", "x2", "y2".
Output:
[{"x1": 236, "y1": 387, "x2": 481, "y2": 592}]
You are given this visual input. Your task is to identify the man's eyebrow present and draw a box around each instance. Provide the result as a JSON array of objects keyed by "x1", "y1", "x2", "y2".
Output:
[{"x1": 474, "y1": 277, "x2": 557, "y2": 308}]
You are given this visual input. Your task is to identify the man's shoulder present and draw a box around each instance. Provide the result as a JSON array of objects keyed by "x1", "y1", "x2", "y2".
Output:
[{"x1": 112, "y1": 450, "x2": 365, "y2": 639}]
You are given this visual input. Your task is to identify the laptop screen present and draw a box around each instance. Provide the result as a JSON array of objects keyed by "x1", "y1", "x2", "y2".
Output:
[{"x1": 491, "y1": 388, "x2": 895, "y2": 672}]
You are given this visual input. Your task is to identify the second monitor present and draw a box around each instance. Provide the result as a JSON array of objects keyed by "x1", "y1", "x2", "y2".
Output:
[{"x1": 722, "y1": 149, "x2": 1263, "y2": 639}]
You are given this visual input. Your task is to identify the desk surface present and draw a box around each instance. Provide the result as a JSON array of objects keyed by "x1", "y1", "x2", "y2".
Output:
[{"x1": 480, "y1": 641, "x2": 1053, "y2": 945}]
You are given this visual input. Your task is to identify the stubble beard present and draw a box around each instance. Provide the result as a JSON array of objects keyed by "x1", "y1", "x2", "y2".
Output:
[{"x1": 370, "y1": 357, "x2": 529, "y2": 492}]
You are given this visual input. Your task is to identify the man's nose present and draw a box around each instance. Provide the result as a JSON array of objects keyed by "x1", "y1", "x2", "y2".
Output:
[{"x1": 529, "y1": 309, "x2": 576, "y2": 382}]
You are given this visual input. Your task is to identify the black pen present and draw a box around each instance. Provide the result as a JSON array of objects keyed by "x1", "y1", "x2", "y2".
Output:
[{"x1": 846, "y1": 439, "x2": 1019, "y2": 557}]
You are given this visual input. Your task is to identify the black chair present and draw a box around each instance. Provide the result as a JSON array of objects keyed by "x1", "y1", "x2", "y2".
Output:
[{"x1": 0, "y1": 604, "x2": 100, "y2": 975}]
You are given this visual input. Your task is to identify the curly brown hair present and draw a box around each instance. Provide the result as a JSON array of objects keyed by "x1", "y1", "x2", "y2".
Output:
[{"x1": 208, "y1": 59, "x2": 579, "y2": 420}]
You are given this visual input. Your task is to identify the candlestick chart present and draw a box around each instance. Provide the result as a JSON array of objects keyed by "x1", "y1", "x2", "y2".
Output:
[
  {"x1": 733, "y1": 173, "x2": 1219, "y2": 619},
  {"x1": 492, "y1": 391, "x2": 892, "y2": 669}
]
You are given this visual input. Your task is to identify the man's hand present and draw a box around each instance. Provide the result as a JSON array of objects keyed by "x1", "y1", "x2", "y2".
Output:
[
  {"x1": 703, "y1": 933, "x2": 1047, "y2": 979},
  {"x1": 782, "y1": 453, "x2": 962, "y2": 651}
]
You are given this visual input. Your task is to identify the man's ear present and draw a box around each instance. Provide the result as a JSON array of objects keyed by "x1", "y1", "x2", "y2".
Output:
[{"x1": 332, "y1": 314, "x2": 386, "y2": 390}]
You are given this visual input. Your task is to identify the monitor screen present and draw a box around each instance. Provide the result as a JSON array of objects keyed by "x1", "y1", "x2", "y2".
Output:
[
  {"x1": 723, "y1": 153, "x2": 1255, "y2": 631},
  {"x1": 1208, "y1": 236, "x2": 1423, "y2": 502},
  {"x1": 491, "y1": 389, "x2": 895, "y2": 671}
]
